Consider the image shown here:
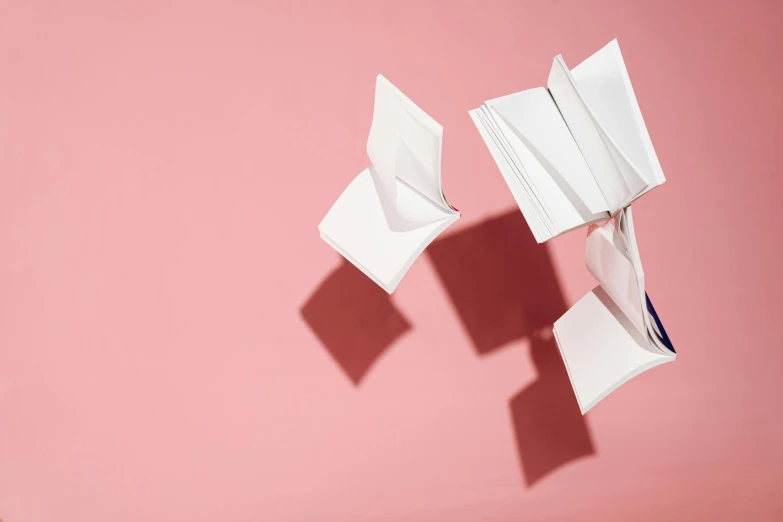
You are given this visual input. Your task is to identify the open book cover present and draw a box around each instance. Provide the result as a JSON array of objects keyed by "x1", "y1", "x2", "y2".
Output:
[
  {"x1": 319, "y1": 75, "x2": 460, "y2": 293},
  {"x1": 469, "y1": 39, "x2": 666, "y2": 243},
  {"x1": 554, "y1": 207, "x2": 675, "y2": 414}
]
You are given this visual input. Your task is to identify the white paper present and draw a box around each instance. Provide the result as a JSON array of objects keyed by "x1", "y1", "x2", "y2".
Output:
[
  {"x1": 554, "y1": 286, "x2": 675, "y2": 414},
  {"x1": 469, "y1": 107, "x2": 549, "y2": 243},
  {"x1": 547, "y1": 55, "x2": 650, "y2": 213},
  {"x1": 367, "y1": 75, "x2": 453, "y2": 215},
  {"x1": 319, "y1": 169, "x2": 457, "y2": 293},
  {"x1": 585, "y1": 219, "x2": 646, "y2": 336},
  {"x1": 570, "y1": 40, "x2": 666, "y2": 198}
]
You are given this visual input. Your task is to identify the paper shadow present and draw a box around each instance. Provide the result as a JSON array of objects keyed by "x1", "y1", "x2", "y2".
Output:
[
  {"x1": 509, "y1": 332, "x2": 595, "y2": 486},
  {"x1": 300, "y1": 259, "x2": 411, "y2": 385},
  {"x1": 428, "y1": 210, "x2": 595, "y2": 487}
]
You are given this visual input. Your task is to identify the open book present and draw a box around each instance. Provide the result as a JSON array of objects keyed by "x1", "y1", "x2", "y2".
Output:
[
  {"x1": 319, "y1": 75, "x2": 459, "y2": 293},
  {"x1": 469, "y1": 39, "x2": 665, "y2": 243},
  {"x1": 554, "y1": 207, "x2": 675, "y2": 414},
  {"x1": 470, "y1": 40, "x2": 675, "y2": 413}
]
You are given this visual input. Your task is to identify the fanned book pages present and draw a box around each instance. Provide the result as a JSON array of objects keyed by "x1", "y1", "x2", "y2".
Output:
[
  {"x1": 319, "y1": 75, "x2": 460, "y2": 293},
  {"x1": 469, "y1": 39, "x2": 666, "y2": 243},
  {"x1": 554, "y1": 207, "x2": 675, "y2": 414}
]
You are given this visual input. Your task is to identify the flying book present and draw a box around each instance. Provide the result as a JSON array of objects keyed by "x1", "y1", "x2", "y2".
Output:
[
  {"x1": 554, "y1": 207, "x2": 675, "y2": 414},
  {"x1": 469, "y1": 40, "x2": 675, "y2": 413},
  {"x1": 469, "y1": 39, "x2": 665, "y2": 243},
  {"x1": 319, "y1": 75, "x2": 459, "y2": 293}
]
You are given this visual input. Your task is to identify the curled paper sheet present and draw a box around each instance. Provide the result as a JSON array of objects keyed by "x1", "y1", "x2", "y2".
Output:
[
  {"x1": 586, "y1": 208, "x2": 674, "y2": 354},
  {"x1": 367, "y1": 76, "x2": 456, "y2": 231},
  {"x1": 585, "y1": 210, "x2": 647, "y2": 336}
]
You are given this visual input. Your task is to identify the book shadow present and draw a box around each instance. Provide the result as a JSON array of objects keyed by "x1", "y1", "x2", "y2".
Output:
[
  {"x1": 300, "y1": 210, "x2": 595, "y2": 487},
  {"x1": 300, "y1": 259, "x2": 411, "y2": 385},
  {"x1": 427, "y1": 210, "x2": 595, "y2": 487}
]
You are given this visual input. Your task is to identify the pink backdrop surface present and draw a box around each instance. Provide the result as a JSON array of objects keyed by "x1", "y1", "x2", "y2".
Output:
[{"x1": 1, "y1": 1, "x2": 782, "y2": 521}]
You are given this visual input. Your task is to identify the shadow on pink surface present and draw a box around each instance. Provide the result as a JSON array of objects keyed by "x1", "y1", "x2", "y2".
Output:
[
  {"x1": 300, "y1": 210, "x2": 594, "y2": 486},
  {"x1": 427, "y1": 210, "x2": 594, "y2": 487},
  {"x1": 509, "y1": 332, "x2": 595, "y2": 486},
  {"x1": 427, "y1": 212, "x2": 567, "y2": 354},
  {"x1": 300, "y1": 260, "x2": 411, "y2": 385}
]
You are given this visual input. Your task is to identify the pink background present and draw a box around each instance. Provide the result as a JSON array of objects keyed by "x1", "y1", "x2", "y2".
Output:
[{"x1": 2, "y1": 0, "x2": 782, "y2": 520}]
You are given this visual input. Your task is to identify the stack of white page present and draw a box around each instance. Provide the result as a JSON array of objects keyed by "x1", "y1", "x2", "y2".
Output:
[
  {"x1": 469, "y1": 39, "x2": 665, "y2": 243},
  {"x1": 319, "y1": 75, "x2": 460, "y2": 293},
  {"x1": 554, "y1": 207, "x2": 675, "y2": 414},
  {"x1": 470, "y1": 39, "x2": 675, "y2": 413}
]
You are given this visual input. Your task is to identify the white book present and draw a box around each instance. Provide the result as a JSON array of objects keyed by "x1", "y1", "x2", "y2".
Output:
[
  {"x1": 471, "y1": 40, "x2": 675, "y2": 413},
  {"x1": 319, "y1": 75, "x2": 460, "y2": 293},
  {"x1": 554, "y1": 207, "x2": 675, "y2": 414},
  {"x1": 469, "y1": 39, "x2": 665, "y2": 243}
]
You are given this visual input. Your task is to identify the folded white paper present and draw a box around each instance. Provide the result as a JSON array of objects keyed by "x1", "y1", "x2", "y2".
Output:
[
  {"x1": 319, "y1": 75, "x2": 460, "y2": 293},
  {"x1": 469, "y1": 39, "x2": 665, "y2": 243}
]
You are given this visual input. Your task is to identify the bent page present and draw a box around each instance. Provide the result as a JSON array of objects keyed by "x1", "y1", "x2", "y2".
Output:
[
  {"x1": 548, "y1": 54, "x2": 649, "y2": 213},
  {"x1": 486, "y1": 88, "x2": 610, "y2": 228},
  {"x1": 554, "y1": 286, "x2": 675, "y2": 414},
  {"x1": 319, "y1": 169, "x2": 458, "y2": 293},
  {"x1": 616, "y1": 207, "x2": 675, "y2": 354},
  {"x1": 585, "y1": 220, "x2": 647, "y2": 336},
  {"x1": 570, "y1": 39, "x2": 665, "y2": 198},
  {"x1": 366, "y1": 75, "x2": 456, "y2": 215},
  {"x1": 585, "y1": 208, "x2": 675, "y2": 355},
  {"x1": 469, "y1": 107, "x2": 550, "y2": 243}
]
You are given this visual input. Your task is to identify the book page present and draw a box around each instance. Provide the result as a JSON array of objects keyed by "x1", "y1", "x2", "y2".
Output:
[
  {"x1": 366, "y1": 75, "x2": 403, "y2": 209},
  {"x1": 570, "y1": 39, "x2": 665, "y2": 197},
  {"x1": 319, "y1": 168, "x2": 458, "y2": 293},
  {"x1": 485, "y1": 100, "x2": 559, "y2": 236},
  {"x1": 586, "y1": 208, "x2": 675, "y2": 355},
  {"x1": 366, "y1": 75, "x2": 454, "y2": 215},
  {"x1": 469, "y1": 108, "x2": 550, "y2": 243},
  {"x1": 617, "y1": 207, "x2": 675, "y2": 354},
  {"x1": 585, "y1": 219, "x2": 646, "y2": 336},
  {"x1": 554, "y1": 286, "x2": 675, "y2": 414},
  {"x1": 487, "y1": 88, "x2": 610, "y2": 226},
  {"x1": 547, "y1": 56, "x2": 649, "y2": 213}
]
